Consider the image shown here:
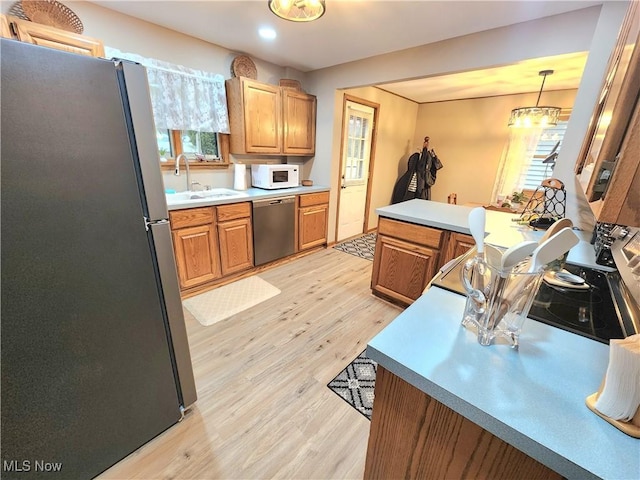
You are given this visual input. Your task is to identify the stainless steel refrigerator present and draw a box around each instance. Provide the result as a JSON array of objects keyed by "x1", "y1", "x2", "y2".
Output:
[{"x1": 1, "y1": 39, "x2": 197, "y2": 479}]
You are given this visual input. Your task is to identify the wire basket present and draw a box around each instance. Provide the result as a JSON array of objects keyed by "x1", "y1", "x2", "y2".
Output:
[
  {"x1": 515, "y1": 178, "x2": 567, "y2": 229},
  {"x1": 21, "y1": 0, "x2": 84, "y2": 34}
]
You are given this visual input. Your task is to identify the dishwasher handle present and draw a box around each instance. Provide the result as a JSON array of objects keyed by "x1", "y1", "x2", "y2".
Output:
[{"x1": 252, "y1": 196, "x2": 296, "y2": 208}]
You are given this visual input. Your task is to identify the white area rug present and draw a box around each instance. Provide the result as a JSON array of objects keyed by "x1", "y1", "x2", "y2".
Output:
[{"x1": 183, "y1": 276, "x2": 281, "y2": 327}]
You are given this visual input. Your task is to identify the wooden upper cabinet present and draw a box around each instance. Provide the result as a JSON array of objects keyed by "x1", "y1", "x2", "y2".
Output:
[
  {"x1": 227, "y1": 77, "x2": 282, "y2": 154},
  {"x1": 283, "y1": 89, "x2": 316, "y2": 155},
  {"x1": 226, "y1": 77, "x2": 316, "y2": 156},
  {"x1": 4, "y1": 16, "x2": 104, "y2": 57},
  {"x1": 1, "y1": 14, "x2": 12, "y2": 39},
  {"x1": 597, "y1": 95, "x2": 640, "y2": 227}
]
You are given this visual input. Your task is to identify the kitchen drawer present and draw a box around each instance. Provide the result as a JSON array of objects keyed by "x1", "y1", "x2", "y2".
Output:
[
  {"x1": 216, "y1": 202, "x2": 251, "y2": 222},
  {"x1": 377, "y1": 217, "x2": 443, "y2": 249},
  {"x1": 299, "y1": 191, "x2": 329, "y2": 207},
  {"x1": 169, "y1": 207, "x2": 215, "y2": 229}
]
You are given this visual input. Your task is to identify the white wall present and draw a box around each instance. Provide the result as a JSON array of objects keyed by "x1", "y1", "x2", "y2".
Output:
[
  {"x1": 307, "y1": 6, "x2": 603, "y2": 240},
  {"x1": 58, "y1": 1, "x2": 308, "y2": 192},
  {"x1": 7, "y1": 2, "x2": 629, "y2": 236},
  {"x1": 414, "y1": 89, "x2": 577, "y2": 206}
]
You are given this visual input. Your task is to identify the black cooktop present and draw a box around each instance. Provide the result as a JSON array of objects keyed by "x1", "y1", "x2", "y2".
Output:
[
  {"x1": 528, "y1": 264, "x2": 623, "y2": 343},
  {"x1": 433, "y1": 256, "x2": 624, "y2": 344}
]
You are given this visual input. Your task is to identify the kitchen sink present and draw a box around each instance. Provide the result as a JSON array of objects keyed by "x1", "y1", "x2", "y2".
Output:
[{"x1": 166, "y1": 188, "x2": 248, "y2": 204}]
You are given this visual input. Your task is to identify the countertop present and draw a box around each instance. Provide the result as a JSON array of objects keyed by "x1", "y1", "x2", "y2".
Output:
[
  {"x1": 367, "y1": 286, "x2": 640, "y2": 480},
  {"x1": 376, "y1": 199, "x2": 613, "y2": 271},
  {"x1": 165, "y1": 185, "x2": 330, "y2": 211}
]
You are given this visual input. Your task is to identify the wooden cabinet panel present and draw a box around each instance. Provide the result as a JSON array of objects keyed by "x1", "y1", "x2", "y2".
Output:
[
  {"x1": 216, "y1": 201, "x2": 251, "y2": 222},
  {"x1": 378, "y1": 217, "x2": 444, "y2": 249},
  {"x1": 243, "y1": 81, "x2": 282, "y2": 153},
  {"x1": 172, "y1": 224, "x2": 221, "y2": 289},
  {"x1": 298, "y1": 204, "x2": 328, "y2": 251},
  {"x1": 441, "y1": 232, "x2": 475, "y2": 268},
  {"x1": 283, "y1": 90, "x2": 316, "y2": 155},
  {"x1": 1, "y1": 14, "x2": 12, "y2": 39},
  {"x1": 364, "y1": 366, "x2": 562, "y2": 480},
  {"x1": 227, "y1": 77, "x2": 282, "y2": 154},
  {"x1": 299, "y1": 191, "x2": 329, "y2": 207},
  {"x1": 9, "y1": 17, "x2": 104, "y2": 57},
  {"x1": 598, "y1": 95, "x2": 640, "y2": 227},
  {"x1": 218, "y1": 217, "x2": 254, "y2": 276},
  {"x1": 371, "y1": 235, "x2": 438, "y2": 306},
  {"x1": 169, "y1": 207, "x2": 215, "y2": 229}
]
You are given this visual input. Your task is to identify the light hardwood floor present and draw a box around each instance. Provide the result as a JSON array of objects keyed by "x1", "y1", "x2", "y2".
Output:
[{"x1": 99, "y1": 247, "x2": 402, "y2": 479}]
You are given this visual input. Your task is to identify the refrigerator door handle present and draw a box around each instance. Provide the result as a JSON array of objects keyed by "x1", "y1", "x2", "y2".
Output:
[
  {"x1": 148, "y1": 221, "x2": 198, "y2": 408},
  {"x1": 145, "y1": 217, "x2": 170, "y2": 231}
]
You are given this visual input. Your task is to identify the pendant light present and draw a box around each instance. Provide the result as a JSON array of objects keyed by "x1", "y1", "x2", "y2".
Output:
[
  {"x1": 508, "y1": 70, "x2": 561, "y2": 128},
  {"x1": 268, "y1": 0, "x2": 326, "y2": 22}
]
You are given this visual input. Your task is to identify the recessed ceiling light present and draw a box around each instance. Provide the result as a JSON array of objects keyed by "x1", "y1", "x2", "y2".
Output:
[{"x1": 259, "y1": 27, "x2": 277, "y2": 40}]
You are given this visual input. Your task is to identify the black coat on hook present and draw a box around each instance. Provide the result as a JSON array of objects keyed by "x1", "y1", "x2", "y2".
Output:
[{"x1": 391, "y1": 147, "x2": 443, "y2": 204}]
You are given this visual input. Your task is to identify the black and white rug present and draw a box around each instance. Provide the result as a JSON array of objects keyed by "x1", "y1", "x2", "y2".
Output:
[
  {"x1": 327, "y1": 350, "x2": 377, "y2": 420},
  {"x1": 333, "y1": 232, "x2": 377, "y2": 261}
]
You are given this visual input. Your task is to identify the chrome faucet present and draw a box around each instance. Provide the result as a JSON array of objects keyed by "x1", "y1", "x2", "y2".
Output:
[{"x1": 174, "y1": 153, "x2": 191, "y2": 191}]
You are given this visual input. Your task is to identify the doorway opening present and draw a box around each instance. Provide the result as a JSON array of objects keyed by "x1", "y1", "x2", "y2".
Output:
[{"x1": 335, "y1": 95, "x2": 379, "y2": 243}]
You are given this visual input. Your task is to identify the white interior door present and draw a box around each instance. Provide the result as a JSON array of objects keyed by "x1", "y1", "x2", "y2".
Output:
[{"x1": 337, "y1": 101, "x2": 374, "y2": 241}]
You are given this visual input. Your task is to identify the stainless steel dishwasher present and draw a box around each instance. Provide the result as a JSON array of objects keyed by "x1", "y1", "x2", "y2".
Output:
[{"x1": 252, "y1": 196, "x2": 296, "y2": 266}]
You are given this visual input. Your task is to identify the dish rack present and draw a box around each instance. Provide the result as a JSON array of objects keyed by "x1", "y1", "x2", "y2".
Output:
[{"x1": 514, "y1": 178, "x2": 567, "y2": 229}]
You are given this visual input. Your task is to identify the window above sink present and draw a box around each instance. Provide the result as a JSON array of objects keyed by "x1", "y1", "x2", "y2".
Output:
[{"x1": 158, "y1": 130, "x2": 230, "y2": 171}]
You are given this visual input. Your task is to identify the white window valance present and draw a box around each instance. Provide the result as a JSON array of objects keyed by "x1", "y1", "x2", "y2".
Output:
[{"x1": 105, "y1": 47, "x2": 230, "y2": 134}]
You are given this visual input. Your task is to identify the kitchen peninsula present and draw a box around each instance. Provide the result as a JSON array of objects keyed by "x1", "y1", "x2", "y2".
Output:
[
  {"x1": 365, "y1": 200, "x2": 638, "y2": 479},
  {"x1": 371, "y1": 199, "x2": 609, "y2": 306}
]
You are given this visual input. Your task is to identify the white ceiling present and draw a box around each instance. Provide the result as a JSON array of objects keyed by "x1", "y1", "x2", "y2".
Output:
[
  {"x1": 89, "y1": 0, "x2": 601, "y2": 102},
  {"x1": 378, "y1": 52, "x2": 589, "y2": 103}
]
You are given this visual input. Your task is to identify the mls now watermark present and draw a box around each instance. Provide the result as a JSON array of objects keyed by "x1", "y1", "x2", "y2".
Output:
[{"x1": 3, "y1": 460, "x2": 63, "y2": 473}]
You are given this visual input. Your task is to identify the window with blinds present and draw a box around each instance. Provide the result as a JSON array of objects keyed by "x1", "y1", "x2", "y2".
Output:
[{"x1": 520, "y1": 120, "x2": 569, "y2": 190}]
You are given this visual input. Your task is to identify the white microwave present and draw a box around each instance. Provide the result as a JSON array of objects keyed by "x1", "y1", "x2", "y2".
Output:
[{"x1": 251, "y1": 164, "x2": 299, "y2": 189}]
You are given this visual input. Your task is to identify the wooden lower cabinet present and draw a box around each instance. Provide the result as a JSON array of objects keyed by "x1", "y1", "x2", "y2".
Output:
[
  {"x1": 371, "y1": 217, "x2": 478, "y2": 306},
  {"x1": 371, "y1": 235, "x2": 438, "y2": 305},
  {"x1": 364, "y1": 366, "x2": 562, "y2": 480},
  {"x1": 171, "y1": 194, "x2": 328, "y2": 293},
  {"x1": 170, "y1": 203, "x2": 255, "y2": 291},
  {"x1": 298, "y1": 192, "x2": 329, "y2": 251},
  {"x1": 442, "y1": 232, "x2": 475, "y2": 267},
  {"x1": 216, "y1": 202, "x2": 253, "y2": 276},
  {"x1": 172, "y1": 223, "x2": 221, "y2": 289},
  {"x1": 218, "y1": 217, "x2": 253, "y2": 276},
  {"x1": 371, "y1": 217, "x2": 443, "y2": 306}
]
